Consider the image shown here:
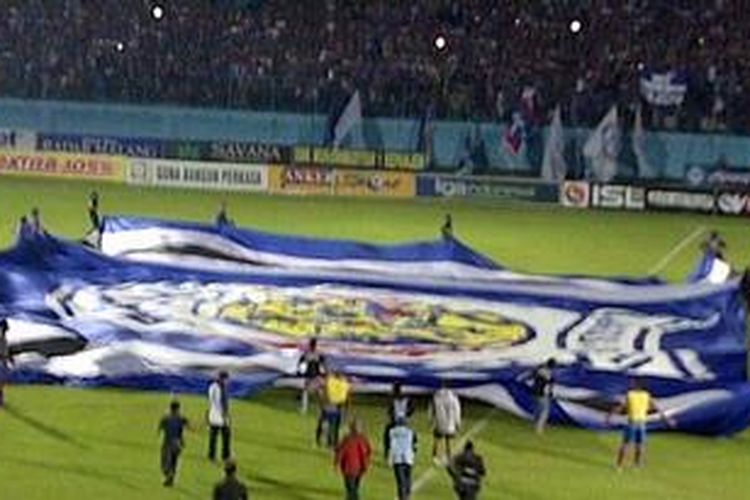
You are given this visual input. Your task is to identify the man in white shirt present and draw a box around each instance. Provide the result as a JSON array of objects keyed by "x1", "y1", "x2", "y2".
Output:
[
  {"x1": 207, "y1": 371, "x2": 231, "y2": 461},
  {"x1": 430, "y1": 380, "x2": 461, "y2": 464},
  {"x1": 387, "y1": 417, "x2": 417, "y2": 500}
]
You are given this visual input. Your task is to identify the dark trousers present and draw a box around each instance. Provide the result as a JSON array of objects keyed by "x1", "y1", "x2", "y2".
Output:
[
  {"x1": 316, "y1": 407, "x2": 342, "y2": 448},
  {"x1": 343, "y1": 474, "x2": 361, "y2": 500},
  {"x1": 393, "y1": 463, "x2": 412, "y2": 500},
  {"x1": 161, "y1": 442, "x2": 181, "y2": 485},
  {"x1": 208, "y1": 425, "x2": 231, "y2": 461},
  {"x1": 455, "y1": 486, "x2": 479, "y2": 500}
]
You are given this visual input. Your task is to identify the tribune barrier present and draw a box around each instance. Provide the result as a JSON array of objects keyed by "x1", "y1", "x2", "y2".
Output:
[
  {"x1": 269, "y1": 166, "x2": 415, "y2": 198},
  {"x1": 0, "y1": 149, "x2": 126, "y2": 182},
  {"x1": 127, "y1": 158, "x2": 268, "y2": 192}
]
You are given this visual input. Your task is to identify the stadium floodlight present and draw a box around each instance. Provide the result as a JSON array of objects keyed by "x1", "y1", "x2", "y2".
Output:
[
  {"x1": 151, "y1": 4, "x2": 164, "y2": 20},
  {"x1": 434, "y1": 35, "x2": 447, "y2": 51},
  {"x1": 569, "y1": 19, "x2": 582, "y2": 34}
]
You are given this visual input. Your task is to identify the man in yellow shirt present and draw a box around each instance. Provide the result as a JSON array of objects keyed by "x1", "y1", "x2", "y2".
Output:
[
  {"x1": 316, "y1": 368, "x2": 352, "y2": 449},
  {"x1": 606, "y1": 379, "x2": 676, "y2": 469}
]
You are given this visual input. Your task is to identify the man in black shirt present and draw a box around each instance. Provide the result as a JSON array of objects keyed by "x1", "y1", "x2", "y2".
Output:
[
  {"x1": 215, "y1": 201, "x2": 233, "y2": 227},
  {"x1": 449, "y1": 440, "x2": 486, "y2": 500},
  {"x1": 88, "y1": 191, "x2": 101, "y2": 231},
  {"x1": 213, "y1": 459, "x2": 249, "y2": 500},
  {"x1": 298, "y1": 337, "x2": 326, "y2": 413},
  {"x1": 158, "y1": 400, "x2": 189, "y2": 487},
  {"x1": 0, "y1": 318, "x2": 11, "y2": 408},
  {"x1": 441, "y1": 214, "x2": 453, "y2": 239}
]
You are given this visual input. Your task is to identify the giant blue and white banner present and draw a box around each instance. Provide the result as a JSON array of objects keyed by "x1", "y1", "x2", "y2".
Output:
[{"x1": 1, "y1": 217, "x2": 749, "y2": 435}]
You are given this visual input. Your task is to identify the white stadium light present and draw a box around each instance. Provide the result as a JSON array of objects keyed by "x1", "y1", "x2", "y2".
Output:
[
  {"x1": 570, "y1": 19, "x2": 582, "y2": 34},
  {"x1": 152, "y1": 4, "x2": 164, "y2": 20},
  {"x1": 434, "y1": 35, "x2": 447, "y2": 51}
]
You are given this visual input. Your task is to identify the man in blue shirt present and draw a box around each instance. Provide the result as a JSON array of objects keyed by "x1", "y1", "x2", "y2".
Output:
[
  {"x1": 386, "y1": 417, "x2": 417, "y2": 500},
  {"x1": 158, "y1": 400, "x2": 190, "y2": 487}
]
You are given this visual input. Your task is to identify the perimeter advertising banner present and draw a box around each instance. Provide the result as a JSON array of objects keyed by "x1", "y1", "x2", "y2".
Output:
[
  {"x1": 269, "y1": 166, "x2": 415, "y2": 198},
  {"x1": 418, "y1": 175, "x2": 559, "y2": 202},
  {"x1": 293, "y1": 146, "x2": 426, "y2": 171},
  {"x1": 37, "y1": 132, "x2": 292, "y2": 164},
  {"x1": 127, "y1": 158, "x2": 268, "y2": 192},
  {"x1": 0, "y1": 149, "x2": 126, "y2": 182}
]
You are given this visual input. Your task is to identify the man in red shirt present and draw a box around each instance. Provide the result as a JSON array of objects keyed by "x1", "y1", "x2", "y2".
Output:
[{"x1": 335, "y1": 419, "x2": 372, "y2": 500}]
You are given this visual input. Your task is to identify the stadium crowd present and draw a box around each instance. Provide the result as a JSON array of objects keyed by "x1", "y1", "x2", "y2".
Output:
[{"x1": 1, "y1": 0, "x2": 747, "y2": 133}]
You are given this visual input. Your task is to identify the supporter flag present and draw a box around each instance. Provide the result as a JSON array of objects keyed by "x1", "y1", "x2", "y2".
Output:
[
  {"x1": 541, "y1": 106, "x2": 567, "y2": 183},
  {"x1": 1, "y1": 217, "x2": 750, "y2": 436},
  {"x1": 332, "y1": 90, "x2": 362, "y2": 148},
  {"x1": 503, "y1": 111, "x2": 525, "y2": 155},
  {"x1": 632, "y1": 105, "x2": 655, "y2": 178},
  {"x1": 583, "y1": 105, "x2": 620, "y2": 182}
]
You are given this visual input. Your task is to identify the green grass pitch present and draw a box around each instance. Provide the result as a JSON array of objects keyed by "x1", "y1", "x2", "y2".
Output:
[{"x1": 0, "y1": 177, "x2": 748, "y2": 499}]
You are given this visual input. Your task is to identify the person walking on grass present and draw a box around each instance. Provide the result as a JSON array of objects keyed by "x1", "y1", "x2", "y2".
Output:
[
  {"x1": 158, "y1": 400, "x2": 189, "y2": 487},
  {"x1": 213, "y1": 459, "x2": 248, "y2": 500},
  {"x1": 606, "y1": 378, "x2": 676, "y2": 470},
  {"x1": 316, "y1": 368, "x2": 351, "y2": 448},
  {"x1": 298, "y1": 337, "x2": 326, "y2": 414},
  {"x1": 531, "y1": 358, "x2": 556, "y2": 434},
  {"x1": 382, "y1": 382, "x2": 415, "y2": 459},
  {"x1": 449, "y1": 440, "x2": 486, "y2": 500},
  {"x1": 0, "y1": 318, "x2": 12, "y2": 408},
  {"x1": 335, "y1": 418, "x2": 372, "y2": 500},
  {"x1": 208, "y1": 371, "x2": 232, "y2": 461},
  {"x1": 430, "y1": 380, "x2": 461, "y2": 464},
  {"x1": 387, "y1": 417, "x2": 417, "y2": 500}
]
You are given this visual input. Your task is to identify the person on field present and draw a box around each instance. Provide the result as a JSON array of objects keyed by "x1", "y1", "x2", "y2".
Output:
[
  {"x1": 335, "y1": 418, "x2": 372, "y2": 500},
  {"x1": 606, "y1": 378, "x2": 676, "y2": 469},
  {"x1": 441, "y1": 214, "x2": 453, "y2": 239},
  {"x1": 0, "y1": 318, "x2": 12, "y2": 407},
  {"x1": 84, "y1": 191, "x2": 102, "y2": 248},
  {"x1": 215, "y1": 201, "x2": 233, "y2": 226},
  {"x1": 316, "y1": 368, "x2": 351, "y2": 448},
  {"x1": 158, "y1": 400, "x2": 189, "y2": 487},
  {"x1": 208, "y1": 371, "x2": 232, "y2": 461},
  {"x1": 88, "y1": 191, "x2": 101, "y2": 231},
  {"x1": 383, "y1": 382, "x2": 414, "y2": 459},
  {"x1": 702, "y1": 230, "x2": 726, "y2": 254},
  {"x1": 16, "y1": 216, "x2": 33, "y2": 239},
  {"x1": 298, "y1": 337, "x2": 326, "y2": 414},
  {"x1": 213, "y1": 459, "x2": 248, "y2": 500},
  {"x1": 386, "y1": 417, "x2": 417, "y2": 500},
  {"x1": 531, "y1": 358, "x2": 556, "y2": 434},
  {"x1": 448, "y1": 440, "x2": 486, "y2": 500},
  {"x1": 430, "y1": 380, "x2": 461, "y2": 464},
  {"x1": 30, "y1": 207, "x2": 45, "y2": 235}
]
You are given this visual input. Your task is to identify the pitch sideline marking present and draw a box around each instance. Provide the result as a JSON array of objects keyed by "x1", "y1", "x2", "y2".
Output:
[
  {"x1": 409, "y1": 412, "x2": 493, "y2": 497},
  {"x1": 647, "y1": 225, "x2": 706, "y2": 276}
]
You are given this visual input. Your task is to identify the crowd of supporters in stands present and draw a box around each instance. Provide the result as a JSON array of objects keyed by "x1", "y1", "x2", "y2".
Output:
[{"x1": 0, "y1": 0, "x2": 746, "y2": 132}]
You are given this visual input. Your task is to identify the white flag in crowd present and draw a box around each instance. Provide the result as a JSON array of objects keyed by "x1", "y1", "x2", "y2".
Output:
[
  {"x1": 583, "y1": 105, "x2": 620, "y2": 182},
  {"x1": 541, "y1": 106, "x2": 567, "y2": 183},
  {"x1": 333, "y1": 90, "x2": 362, "y2": 148},
  {"x1": 632, "y1": 105, "x2": 655, "y2": 178}
]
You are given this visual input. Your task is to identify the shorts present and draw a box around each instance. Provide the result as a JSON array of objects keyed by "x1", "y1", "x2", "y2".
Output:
[
  {"x1": 622, "y1": 422, "x2": 647, "y2": 445},
  {"x1": 433, "y1": 429, "x2": 456, "y2": 439}
]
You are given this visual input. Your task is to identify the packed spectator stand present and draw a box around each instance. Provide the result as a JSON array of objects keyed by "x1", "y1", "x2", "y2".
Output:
[{"x1": 0, "y1": 0, "x2": 746, "y2": 133}]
